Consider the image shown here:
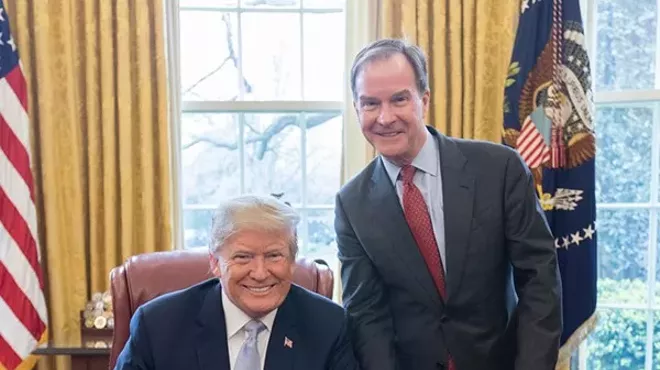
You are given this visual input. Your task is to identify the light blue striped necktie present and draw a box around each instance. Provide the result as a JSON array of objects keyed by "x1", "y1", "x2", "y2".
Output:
[{"x1": 234, "y1": 320, "x2": 266, "y2": 370}]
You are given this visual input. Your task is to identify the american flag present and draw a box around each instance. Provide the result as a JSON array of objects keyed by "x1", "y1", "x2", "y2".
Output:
[
  {"x1": 0, "y1": 1, "x2": 48, "y2": 369},
  {"x1": 516, "y1": 116, "x2": 550, "y2": 169},
  {"x1": 504, "y1": 0, "x2": 597, "y2": 365}
]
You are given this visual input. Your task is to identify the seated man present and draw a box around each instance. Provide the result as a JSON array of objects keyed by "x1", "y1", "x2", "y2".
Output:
[{"x1": 114, "y1": 195, "x2": 359, "y2": 370}]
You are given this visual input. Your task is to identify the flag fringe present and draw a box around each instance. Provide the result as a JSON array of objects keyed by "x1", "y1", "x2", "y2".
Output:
[{"x1": 555, "y1": 312, "x2": 598, "y2": 370}]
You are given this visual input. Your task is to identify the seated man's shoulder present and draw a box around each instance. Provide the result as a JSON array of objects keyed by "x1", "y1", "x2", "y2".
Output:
[
  {"x1": 289, "y1": 284, "x2": 345, "y2": 321},
  {"x1": 136, "y1": 278, "x2": 216, "y2": 322}
]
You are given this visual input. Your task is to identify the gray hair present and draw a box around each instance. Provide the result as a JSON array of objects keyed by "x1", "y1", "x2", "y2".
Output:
[
  {"x1": 209, "y1": 194, "x2": 300, "y2": 258},
  {"x1": 350, "y1": 38, "x2": 429, "y2": 101}
]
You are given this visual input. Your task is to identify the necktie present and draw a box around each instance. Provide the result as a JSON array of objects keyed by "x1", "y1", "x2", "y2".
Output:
[
  {"x1": 400, "y1": 165, "x2": 456, "y2": 370},
  {"x1": 234, "y1": 320, "x2": 266, "y2": 370}
]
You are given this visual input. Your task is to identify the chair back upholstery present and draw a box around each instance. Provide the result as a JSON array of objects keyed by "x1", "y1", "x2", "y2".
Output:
[{"x1": 108, "y1": 248, "x2": 333, "y2": 369}]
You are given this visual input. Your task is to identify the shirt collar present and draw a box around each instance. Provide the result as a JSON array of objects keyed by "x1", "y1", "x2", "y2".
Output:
[
  {"x1": 221, "y1": 286, "x2": 278, "y2": 338},
  {"x1": 382, "y1": 128, "x2": 439, "y2": 186}
]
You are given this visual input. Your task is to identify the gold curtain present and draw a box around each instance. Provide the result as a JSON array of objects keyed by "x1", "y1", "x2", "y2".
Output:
[
  {"x1": 5, "y1": 0, "x2": 172, "y2": 368},
  {"x1": 381, "y1": 0, "x2": 519, "y2": 142}
]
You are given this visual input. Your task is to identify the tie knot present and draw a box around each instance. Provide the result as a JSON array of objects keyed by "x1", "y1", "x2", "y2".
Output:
[
  {"x1": 244, "y1": 320, "x2": 266, "y2": 338},
  {"x1": 401, "y1": 165, "x2": 416, "y2": 184}
]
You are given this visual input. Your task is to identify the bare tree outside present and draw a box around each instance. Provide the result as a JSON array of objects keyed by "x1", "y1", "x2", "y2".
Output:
[{"x1": 179, "y1": 7, "x2": 343, "y2": 255}]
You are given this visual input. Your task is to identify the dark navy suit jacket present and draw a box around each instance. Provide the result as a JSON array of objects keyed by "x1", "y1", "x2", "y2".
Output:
[{"x1": 113, "y1": 279, "x2": 359, "y2": 370}]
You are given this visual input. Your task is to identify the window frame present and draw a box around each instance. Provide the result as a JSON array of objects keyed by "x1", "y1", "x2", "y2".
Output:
[
  {"x1": 579, "y1": 0, "x2": 660, "y2": 367},
  {"x1": 167, "y1": 1, "x2": 347, "y2": 260}
]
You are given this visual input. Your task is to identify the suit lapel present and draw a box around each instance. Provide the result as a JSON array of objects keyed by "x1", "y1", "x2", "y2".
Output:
[
  {"x1": 195, "y1": 281, "x2": 231, "y2": 370},
  {"x1": 433, "y1": 129, "x2": 475, "y2": 300},
  {"x1": 264, "y1": 288, "x2": 297, "y2": 370},
  {"x1": 368, "y1": 159, "x2": 443, "y2": 310}
]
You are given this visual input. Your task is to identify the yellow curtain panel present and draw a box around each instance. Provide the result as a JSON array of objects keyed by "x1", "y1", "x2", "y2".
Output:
[{"x1": 5, "y1": 0, "x2": 172, "y2": 368}]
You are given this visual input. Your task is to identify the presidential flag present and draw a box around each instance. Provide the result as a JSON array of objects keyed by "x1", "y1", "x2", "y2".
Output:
[
  {"x1": 0, "y1": 1, "x2": 49, "y2": 369},
  {"x1": 503, "y1": 0, "x2": 597, "y2": 367}
]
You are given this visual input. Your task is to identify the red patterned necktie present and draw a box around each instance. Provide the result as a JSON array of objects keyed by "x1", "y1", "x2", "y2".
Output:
[{"x1": 400, "y1": 164, "x2": 456, "y2": 370}]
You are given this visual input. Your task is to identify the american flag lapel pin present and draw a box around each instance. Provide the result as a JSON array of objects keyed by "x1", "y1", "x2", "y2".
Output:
[{"x1": 284, "y1": 336, "x2": 293, "y2": 348}]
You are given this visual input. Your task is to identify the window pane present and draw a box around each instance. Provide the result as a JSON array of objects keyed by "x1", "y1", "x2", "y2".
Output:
[
  {"x1": 180, "y1": 0, "x2": 238, "y2": 7},
  {"x1": 180, "y1": 11, "x2": 239, "y2": 101},
  {"x1": 595, "y1": 105, "x2": 652, "y2": 203},
  {"x1": 181, "y1": 113, "x2": 241, "y2": 205},
  {"x1": 586, "y1": 308, "x2": 648, "y2": 370},
  {"x1": 595, "y1": 0, "x2": 656, "y2": 91},
  {"x1": 306, "y1": 113, "x2": 342, "y2": 205},
  {"x1": 303, "y1": 0, "x2": 344, "y2": 8},
  {"x1": 654, "y1": 311, "x2": 660, "y2": 367},
  {"x1": 241, "y1": 13, "x2": 301, "y2": 100},
  {"x1": 597, "y1": 209, "x2": 649, "y2": 304},
  {"x1": 303, "y1": 13, "x2": 345, "y2": 100},
  {"x1": 241, "y1": 0, "x2": 300, "y2": 9},
  {"x1": 304, "y1": 209, "x2": 337, "y2": 268},
  {"x1": 183, "y1": 208, "x2": 214, "y2": 249},
  {"x1": 243, "y1": 113, "x2": 303, "y2": 203},
  {"x1": 657, "y1": 223, "x2": 660, "y2": 303}
]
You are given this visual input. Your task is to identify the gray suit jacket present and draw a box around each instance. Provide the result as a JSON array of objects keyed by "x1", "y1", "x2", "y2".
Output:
[{"x1": 335, "y1": 127, "x2": 562, "y2": 370}]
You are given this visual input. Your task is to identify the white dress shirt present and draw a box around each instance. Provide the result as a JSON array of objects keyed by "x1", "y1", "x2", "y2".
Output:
[{"x1": 222, "y1": 290, "x2": 278, "y2": 370}]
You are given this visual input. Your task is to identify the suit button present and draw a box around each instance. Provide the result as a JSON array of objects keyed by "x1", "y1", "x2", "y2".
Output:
[
  {"x1": 436, "y1": 362, "x2": 445, "y2": 369},
  {"x1": 440, "y1": 315, "x2": 449, "y2": 323}
]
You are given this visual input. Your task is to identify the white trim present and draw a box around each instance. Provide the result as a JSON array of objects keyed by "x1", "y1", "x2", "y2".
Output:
[
  {"x1": 655, "y1": 0, "x2": 660, "y2": 90},
  {"x1": 299, "y1": 11, "x2": 306, "y2": 99},
  {"x1": 585, "y1": 0, "x2": 596, "y2": 75},
  {"x1": 644, "y1": 101, "x2": 660, "y2": 370},
  {"x1": 182, "y1": 100, "x2": 343, "y2": 112},
  {"x1": 300, "y1": 113, "x2": 309, "y2": 254},
  {"x1": 165, "y1": 0, "x2": 184, "y2": 250},
  {"x1": 595, "y1": 90, "x2": 660, "y2": 104},
  {"x1": 596, "y1": 203, "x2": 660, "y2": 210},
  {"x1": 180, "y1": 6, "x2": 343, "y2": 13},
  {"x1": 238, "y1": 113, "x2": 246, "y2": 193},
  {"x1": 237, "y1": 8, "x2": 245, "y2": 100},
  {"x1": 597, "y1": 302, "x2": 660, "y2": 310}
]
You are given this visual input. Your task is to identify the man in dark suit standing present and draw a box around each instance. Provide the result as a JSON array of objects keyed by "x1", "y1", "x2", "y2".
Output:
[
  {"x1": 335, "y1": 38, "x2": 562, "y2": 370},
  {"x1": 114, "y1": 195, "x2": 359, "y2": 370}
]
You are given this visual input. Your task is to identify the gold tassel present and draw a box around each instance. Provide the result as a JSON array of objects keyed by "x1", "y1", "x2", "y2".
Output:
[{"x1": 555, "y1": 313, "x2": 599, "y2": 370}]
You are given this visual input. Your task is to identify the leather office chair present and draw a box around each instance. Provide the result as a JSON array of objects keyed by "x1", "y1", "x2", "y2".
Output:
[{"x1": 107, "y1": 248, "x2": 334, "y2": 369}]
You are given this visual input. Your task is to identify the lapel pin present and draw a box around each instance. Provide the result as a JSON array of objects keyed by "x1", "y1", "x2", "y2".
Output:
[{"x1": 284, "y1": 336, "x2": 293, "y2": 348}]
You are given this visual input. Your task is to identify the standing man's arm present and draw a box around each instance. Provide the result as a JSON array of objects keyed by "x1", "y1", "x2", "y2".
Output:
[
  {"x1": 327, "y1": 310, "x2": 361, "y2": 370},
  {"x1": 334, "y1": 195, "x2": 398, "y2": 370},
  {"x1": 503, "y1": 151, "x2": 563, "y2": 370}
]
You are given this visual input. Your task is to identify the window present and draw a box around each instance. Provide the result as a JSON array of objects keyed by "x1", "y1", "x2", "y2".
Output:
[
  {"x1": 580, "y1": 0, "x2": 660, "y2": 368},
  {"x1": 171, "y1": 0, "x2": 346, "y2": 268}
]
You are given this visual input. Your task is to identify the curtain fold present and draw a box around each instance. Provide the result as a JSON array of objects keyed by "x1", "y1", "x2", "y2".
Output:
[{"x1": 5, "y1": 1, "x2": 172, "y2": 368}]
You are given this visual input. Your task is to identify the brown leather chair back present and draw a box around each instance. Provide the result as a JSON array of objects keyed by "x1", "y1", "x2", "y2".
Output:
[{"x1": 108, "y1": 248, "x2": 333, "y2": 369}]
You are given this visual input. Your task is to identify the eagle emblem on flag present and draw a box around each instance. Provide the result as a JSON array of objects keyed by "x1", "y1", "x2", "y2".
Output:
[{"x1": 504, "y1": 20, "x2": 595, "y2": 192}]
